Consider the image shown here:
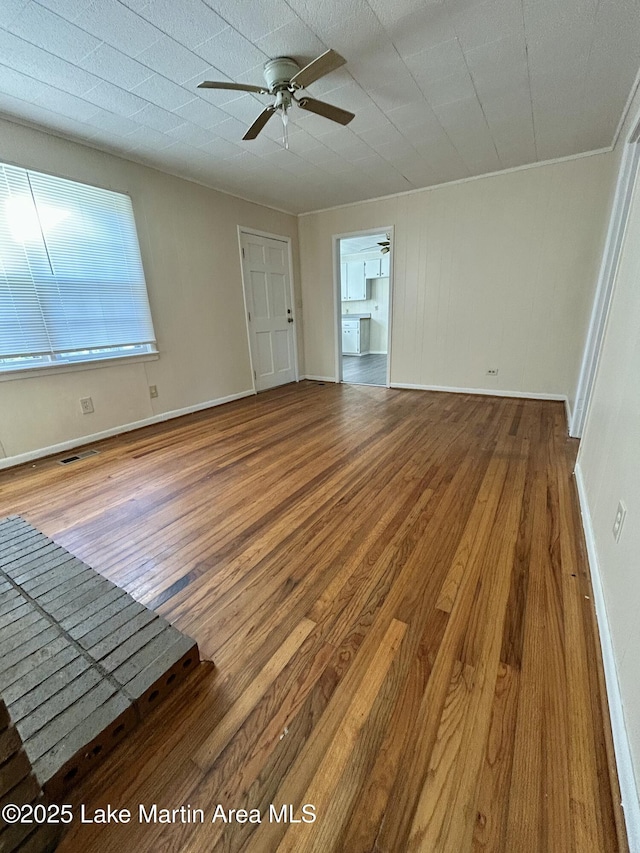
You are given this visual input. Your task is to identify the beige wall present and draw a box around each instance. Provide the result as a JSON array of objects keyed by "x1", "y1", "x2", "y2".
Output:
[
  {"x1": 299, "y1": 153, "x2": 614, "y2": 406},
  {"x1": 577, "y1": 88, "x2": 640, "y2": 800},
  {"x1": 0, "y1": 117, "x2": 302, "y2": 463}
]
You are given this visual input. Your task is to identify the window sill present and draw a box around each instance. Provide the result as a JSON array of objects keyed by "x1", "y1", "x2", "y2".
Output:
[{"x1": 0, "y1": 351, "x2": 159, "y2": 382}]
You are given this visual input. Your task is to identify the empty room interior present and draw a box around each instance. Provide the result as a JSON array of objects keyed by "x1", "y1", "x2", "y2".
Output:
[{"x1": 1, "y1": 1, "x2": 640, "y2": 851}]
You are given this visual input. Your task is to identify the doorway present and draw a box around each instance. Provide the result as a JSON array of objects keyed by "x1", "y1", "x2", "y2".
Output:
[
  {"x1": 239, "y1": 229, "x2": 298, "y2": 392},
  {"x1": 334, "y1": 228, "x2": 393, "y2": 387}
]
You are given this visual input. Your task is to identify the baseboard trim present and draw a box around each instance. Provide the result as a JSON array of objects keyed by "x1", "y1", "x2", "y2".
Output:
[
  {"x1": 390, "y1": 382, "x2": 568, "y2": 403},
  {"x1": 564, "y1": 396, "x2": 573, "y2": 430},
  {"x1": 301, "y1": 379, "x2": 572, "y2": 428},
  {"x1": 574, "y1": 462, "x2": 640, "y2": 852},
  {"x1": 0, "y1": 389, "x2": 256, "y2": 470}
]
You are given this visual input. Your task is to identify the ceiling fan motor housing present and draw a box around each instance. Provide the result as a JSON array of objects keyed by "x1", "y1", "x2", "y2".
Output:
[{"x1": 263, "y1": 57, "x2": 300, "y2": 91}]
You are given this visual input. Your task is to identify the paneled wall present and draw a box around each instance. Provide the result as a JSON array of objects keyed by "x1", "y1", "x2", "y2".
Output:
[
  {"x1": 299, "y1": 153, "x2": 615, "y2": 409},
  {"x1": 577, "y1": 87, "x2": 640, "y2": 811}
]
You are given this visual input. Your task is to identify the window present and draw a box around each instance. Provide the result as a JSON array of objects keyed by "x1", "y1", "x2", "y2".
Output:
[{"x1": 0, "y1": 162, "x2": 156, "y2": 374}]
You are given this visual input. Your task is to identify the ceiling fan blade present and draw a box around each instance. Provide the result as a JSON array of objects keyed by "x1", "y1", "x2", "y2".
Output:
[
  {"x1": 297, "y1": 97, "x2": 355, "y2": 126},
  {"x1": 290, "y1": 49, "x2": 346, "y2": 90},
  {"x1": 243, "y1": 106, "x2": 277, "y2": 140},
  {"x1": 198, "y1": 81, "x2": 268, "y2": 94}
]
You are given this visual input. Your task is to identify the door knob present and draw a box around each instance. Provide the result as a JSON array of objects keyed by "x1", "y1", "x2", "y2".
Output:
[{"x1": 287, "y1": 317, "x2": 294, "y2": 323}]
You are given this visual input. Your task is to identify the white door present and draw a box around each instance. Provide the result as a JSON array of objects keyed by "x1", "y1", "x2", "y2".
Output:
[{"x1": 241, "y1": 231, "x2": 296, "y2": 391}]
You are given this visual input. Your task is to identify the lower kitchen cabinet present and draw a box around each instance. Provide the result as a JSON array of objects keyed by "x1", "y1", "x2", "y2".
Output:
[{"x1": 342, "y1": 317, "x2": 370, "y2": 355}]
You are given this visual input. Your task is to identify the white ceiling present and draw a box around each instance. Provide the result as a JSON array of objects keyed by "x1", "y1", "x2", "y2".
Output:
[
  {"x1": 340, "y1": 233, "x2": 388, "y2": 254},
  {"x1": 0, "y1": 0, "x2": 638, "y2": 214}
]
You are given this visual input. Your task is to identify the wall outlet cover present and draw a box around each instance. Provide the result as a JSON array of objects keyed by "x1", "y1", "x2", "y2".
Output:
[
  {"x1": 80, "y1": 397, "x2": 94, "y2": 414},
  {"x1": 613, "y1": 500, "x2": 627, "y2": 542}
]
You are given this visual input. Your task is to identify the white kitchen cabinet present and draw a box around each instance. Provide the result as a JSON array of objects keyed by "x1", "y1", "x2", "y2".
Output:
[
  {"x1": 341, "y1": 318, "x2": 370, "y2": 355},
  {"x1": 364, "y1": 258, "x2": 381, "y2": 279},
  {"x1": 342, "y1": 261, "x2": 370, "y2": 301},
  {"x1": 340, "y1": 262, "x2": 348, "y2": 300},
  {"x1": 342, "y1": 323, "x2": 358, "y2": 354},
  {"x1": 364, "y1": 255, "x2": 390, "y2": 278}
]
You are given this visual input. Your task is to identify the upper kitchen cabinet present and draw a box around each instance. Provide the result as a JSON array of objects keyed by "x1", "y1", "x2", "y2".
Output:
[
  {"x1": 341, "y1": 260, "x2": 370, "y2": 301},
  {"x1": 364, "y1": 254, "x2": 390, "y2": 279},
  {"x1": 364, "y1": 258, "x2": 378, "y2": 279}
]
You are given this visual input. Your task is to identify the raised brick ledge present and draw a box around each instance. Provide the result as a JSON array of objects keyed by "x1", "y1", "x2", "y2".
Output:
[
  {"x1": 0, "y1": 697, "x2": 61, "y2": 853},
  {"x1": 0, "y1": 516, "x2": 200, "y2": 800}
]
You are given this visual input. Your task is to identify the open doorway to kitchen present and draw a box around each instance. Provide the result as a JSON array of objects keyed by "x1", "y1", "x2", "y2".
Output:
[{"x1": 335, "y1": 228, "x2": 393, "y2": 387}]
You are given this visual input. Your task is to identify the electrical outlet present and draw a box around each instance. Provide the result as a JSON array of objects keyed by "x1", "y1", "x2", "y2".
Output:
[
  {"x1": 486, "y1": 368, "x2": 499, "y2": 376},
  {"x1": 149, "y1": 385, "x2": 158, "y2": 399},
  {"x1": 80, "y1": 397, "x2": 94, "y2": 414},
  {"x1": 613, "y1": 501, "x2": 627, "y2": 542}
]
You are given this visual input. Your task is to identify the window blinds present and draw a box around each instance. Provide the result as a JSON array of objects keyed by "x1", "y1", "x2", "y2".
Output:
[{"x1": 0, "y1": 163, "x2": 156, "y2": 360}]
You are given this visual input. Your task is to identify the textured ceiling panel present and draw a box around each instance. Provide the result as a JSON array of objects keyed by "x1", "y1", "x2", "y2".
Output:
[{"x1": 0, "y1": 0, "x2": 638, "y2": 213}]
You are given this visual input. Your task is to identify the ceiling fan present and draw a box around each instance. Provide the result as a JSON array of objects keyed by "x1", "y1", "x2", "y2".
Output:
[
  {"x1": 363, "y1": 235, "x2": 392, "y2": 254},
  {"x1": 197, "y1": 49, "x2": 355, "y2": 148}
]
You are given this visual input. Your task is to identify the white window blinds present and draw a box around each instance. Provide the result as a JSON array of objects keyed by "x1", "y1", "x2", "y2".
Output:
[{"x1": 0, "y1": 163, "x2": 156, "y2": 366}]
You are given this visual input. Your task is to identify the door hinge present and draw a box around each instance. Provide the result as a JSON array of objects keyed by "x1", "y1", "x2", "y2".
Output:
[
  {"x1": 242, "y1": 247, "x2": 245, "y2": 258},
  {"x1": 247, "y1": 310, "x2": 251, "y2": 322},
  {"x1": 253, "y1": 369, "x2": 256, "y2": 380}
]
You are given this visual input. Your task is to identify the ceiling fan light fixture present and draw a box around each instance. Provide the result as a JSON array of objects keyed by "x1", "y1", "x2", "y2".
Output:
[{"x1": 274, "y1": 88, "x2": 292, "y2": 150}]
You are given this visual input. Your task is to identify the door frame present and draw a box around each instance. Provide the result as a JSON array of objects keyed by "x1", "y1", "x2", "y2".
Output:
[
  {"x1": 571, "y1": 111, "x2": 640, "y2": 436},
  {"x1": 237, "y1": 226, "x2": 299, "y2": 393},
  {"x1": 332, "y1": 225, "x2": 395, "y2": 386}
]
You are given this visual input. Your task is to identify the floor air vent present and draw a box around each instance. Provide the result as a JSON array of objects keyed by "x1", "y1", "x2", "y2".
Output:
[{"x1": 58, "y1": 449, "x2": 100, "y2": 465}]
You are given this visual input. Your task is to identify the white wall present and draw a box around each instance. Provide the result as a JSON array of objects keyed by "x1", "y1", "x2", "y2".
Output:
[
  {"x1": 576, "y1": 87, "x2": 640, "y2": 841},
  {"x1": 0, "y1": 118, "x2": 302, "y2": 464},
  {"x1": 299, "y1": 153, "x2": 615, "y2": 407}
]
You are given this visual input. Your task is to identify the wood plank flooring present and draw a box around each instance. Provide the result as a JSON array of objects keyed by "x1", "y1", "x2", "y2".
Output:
[
  {"x1": 342, "y1": 353, "x2": 387, "y2": 385},
  {"x1": 0, "y1": 381, "x2": 625, "y2": 852}
]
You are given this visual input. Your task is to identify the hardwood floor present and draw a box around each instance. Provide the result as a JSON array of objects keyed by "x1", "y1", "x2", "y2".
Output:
[{"x1": 0, "y1": 381, "x2": 625, "y2": 852}]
